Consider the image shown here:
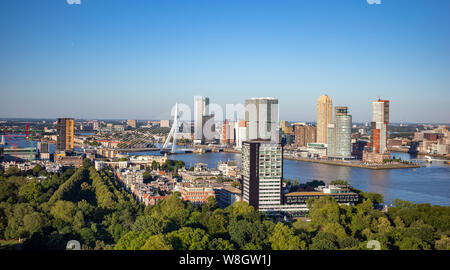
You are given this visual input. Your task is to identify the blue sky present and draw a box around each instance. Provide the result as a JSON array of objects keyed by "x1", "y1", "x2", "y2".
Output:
[{"x1": 0, "y1": 0, "x2": 449, "y2": 123}]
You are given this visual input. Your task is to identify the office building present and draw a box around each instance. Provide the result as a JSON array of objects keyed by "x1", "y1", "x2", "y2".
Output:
[
  {"x1": 214, "y1": 185, "x2": 243, "y2": 208},
  {"x1": 2, "y1": 147, "x2": 36, "y2": 161},
  {"x1": 194, "y1": 96, "x2": 214, "y2": 144},
  {"x1": 234, "y1": 120, "x2": 247, "y2": 148},
  {"x1": 327, "y1": 107, "x2": 353, "y2": 159},
  {"x1": 293, "y1": 123, "x2": 317, "y2": 147},
  {"x1": 56, "y1": 118, "x2": 74, "y2": 152},
  {"x1": 317, "y1": 94, "x2": 333, "y2": 144},
  {"x1": 242, "y1": 140, "x2": 283, "y2": 211},
  {"x1": 221, "y1": 120, "x2": 236, "y2": 145},
  {"x1": 92, "y1": 120, "x2": 100, "y2": 130},
  {"x1": 245, "y1": 98, "x2": 279, "y2": 142},
  {"x1": 280, "y1": 120, "x2": 289, "y2": 131},
  {"x1": 371, "y1": 99, "x2": 390, "y2": 153},
  {"x1": 202, "y1": 114, "x2": 216, "y2": 143},
  {"x1": 127, "y1": 119, "x2": 137, "y2": 129},
  {"x1": 285, "y1": 185, "x2": 359, "y2": 206},
  {"x1": 38, "y1": 142, "x2": 49, "y2": 153},
  {"x1": 160, "y1": 120, "x2": 171, "y2": 128}
]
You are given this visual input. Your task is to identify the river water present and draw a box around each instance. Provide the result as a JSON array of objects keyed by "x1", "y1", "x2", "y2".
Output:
[{"x1": 159, "y1": 151, "x2": 450, "y2": 206}]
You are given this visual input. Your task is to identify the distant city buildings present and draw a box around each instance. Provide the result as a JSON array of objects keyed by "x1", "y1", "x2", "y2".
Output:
[
  {"x1": 317, "y1": 94, "x2": 333, "y2": 144},
  {"x1": 127, "y1": 119, "x2": 137, "y2": 129},
  {"x1": 160, "y1": 119, "x2": 171, "y2": 128},
  {"x1": 412, "y1": 126, "x2": 450, "y2": 155},
  {"x1": 56, "y1": 118, "x2": 74, "y2": 152}
]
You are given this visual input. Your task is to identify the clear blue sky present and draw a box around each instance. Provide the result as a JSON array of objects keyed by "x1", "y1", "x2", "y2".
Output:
[{"x1": 0, "y1": 0, "x2": 449, "y2": 123}]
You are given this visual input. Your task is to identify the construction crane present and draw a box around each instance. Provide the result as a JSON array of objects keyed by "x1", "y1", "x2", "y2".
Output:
[{"x1": 0, "y1": 127, "x2": 18, "y2": 158}]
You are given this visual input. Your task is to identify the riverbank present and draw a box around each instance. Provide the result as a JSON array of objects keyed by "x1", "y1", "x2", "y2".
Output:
[
  {"x1": 223, "y1": 148, "x2": 421, "y2": 170},
  {"x1": 284, "y1": 156, "x2": 421, "y2": 170},
  {"x1": 389, "y1": 148, "x2": 450, "y2": 160}
]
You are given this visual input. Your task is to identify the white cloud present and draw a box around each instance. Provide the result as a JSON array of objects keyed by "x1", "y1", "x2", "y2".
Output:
[
  {"x1": 367, "y1": 0, "x2": 382, "y2": 4},
  {"x1": 67, "y1": 0, "x2": 81, "y2": 5}
]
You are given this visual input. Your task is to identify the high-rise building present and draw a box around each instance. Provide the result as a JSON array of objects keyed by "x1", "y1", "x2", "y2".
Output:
[
  {"x1": 194, "y1": 96, "x2": 213, "y2": 144},
  {"x1": 317, "y1": 94, "x2": 333, "y2": 144},
  {"x1": 235, "y1": 120, "x2": 247, "y2": 148},
  {"x1": 127, "y1": 119, "x2": 137, "y2": 129},
  {"x1": 327, "y1": 107, "x2": 352, "y2": 159},
  {"x1": 245, "y1": 98, "x2": 279, "y2": 142},
  {"x1": 242, "y1": 140, "x2": 283, "y2": 211},
  {"x1": 38, "y1": 142, "x2": 49, "y2": 153},
  {"x1": 280, "y1": 120, "x2": 289, "y2": 131},
  {"x1": 56, "y1": 118, "x2": 74, "y2": 152},
  {"x1": 371, "y1": 99, "x2": 390, "y2": 153},
  {"x1": 293, "y1": 123, "x2": 317, "y2": 147},
  {"x1": 221, "y1": 120, "x2": 236, "y2": 145},
  {"x1": 92, "y1": 120, "x2": 100, "y2": 130},
  {"x1": 160, "y1": 120, "x2": 171, "y2": 128}
]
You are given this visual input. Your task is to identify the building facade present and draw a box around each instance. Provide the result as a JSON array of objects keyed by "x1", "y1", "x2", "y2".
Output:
[
  {"x1": 242, "y1": 140, "x2": 283, "y2": 211},
  {"x1": 317, "y1": 94, "x2": 333, "y2": 144},
  {"x1": 56, "y1": 118, "x2": 74, "y2": 152},
  {"x1": 194, "y1": 96, "x2": 211, "y2": 144},
  {"x1": 245, "y1": 98, "x2": 279, "y2": 143},
  {"x1": 293, "y1": 124, "x2": 317, "y2": 147},
  {"x1": 371, "y1": 99, "x2": 390, "y2": 153},
  {"x1": 327, "y1": 106, "x2": 352, "y2": 159}
]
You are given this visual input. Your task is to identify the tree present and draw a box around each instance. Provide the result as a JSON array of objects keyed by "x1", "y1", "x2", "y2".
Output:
[
  {"x1": 167, "y1": 227, "x2": 209, "y2": 250},
  {"x1": 19, "y1": 182, "x2": 43, "y2": 203},
  {"x1": 397, "y1": 237, "x2": 431, "y2": 250},
  {"x1": 32, "y1": 165, "x2": 44, "y2": 176},
  {"x1": 208, "y1": 238, "x2": 235, "y2": 250},
  {"x1": 83, "y1": 158, "x2": 92, "y2": 168},
  {"x1": 308, "y1": 197, "x2": 340, "y2": 228},
  {"x1": 363, "y1": 192, "x2": 384, "y2": 205},
  {"x1": 5, "y1": 167, "x2": 20, "y2": 177},
  {"x1": 323, "y1": 223, "x2": 348, "y2": 240},
  {"x1": 269, "y1": 223, "x2": 306, "y2": 250},
  {"x1": 228, "y1": 219, "x2": 266, "y2": 250},
  {"x1": 141, "y1": 234, "x2": 173, "y2": 250},
  {"x1": 132, "y1": 215, "x2": 167, "y2": 234},
  {"x1": 435, "y1": 235, "x2": 450, "y2": 250},
  {"x1": 151, "y1": 161, "x2": 159, "y2": 171},
  {"x1": 203, "y1": 210, "x2": 228, "y2": 236},
  {"x1": 310, "y1": 232, "x2": 338, "y2": 250},
  {"x1": 50, "y1": 200, "x2": 77, "y2": 223},
  {"x1": 0, "y1": 180, "x2": 16, "y2": 202},
  {"x1": 330, "y1": 179, "x2": 349, "y2": 186},
  {"x1": 202, "y1": 197, "x2": 218, "y2": 213},
  {"x1": 22, "y1": 212, "x2": 47, "y2": 237}
]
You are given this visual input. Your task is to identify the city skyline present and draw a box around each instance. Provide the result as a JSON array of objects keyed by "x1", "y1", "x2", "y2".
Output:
[{"x1": 1, "y1": 0, "x2": 450, "y2": 123}]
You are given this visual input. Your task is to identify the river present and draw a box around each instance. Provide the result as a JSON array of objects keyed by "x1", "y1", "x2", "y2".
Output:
[{"x1": 156, "y1": 151, "x2": 450, "y2": 206}]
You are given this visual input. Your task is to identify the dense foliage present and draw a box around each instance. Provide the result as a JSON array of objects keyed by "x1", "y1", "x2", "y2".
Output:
[
  {"x1": 1, "y1": 162, "x2": 449, "y2": 250},
  {"x1": 0, "y1": 161, "x2": 142, "y2": 250}
]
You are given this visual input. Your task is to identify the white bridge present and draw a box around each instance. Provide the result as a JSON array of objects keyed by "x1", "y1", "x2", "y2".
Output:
[{"x1": 160, "y1": 103, "x2": 194, "y2": 154}]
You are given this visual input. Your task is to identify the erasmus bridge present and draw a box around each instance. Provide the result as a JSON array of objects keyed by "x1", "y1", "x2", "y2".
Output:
[{"x1": 160, "y1": 103, "x2": 194, "y2": 155}]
